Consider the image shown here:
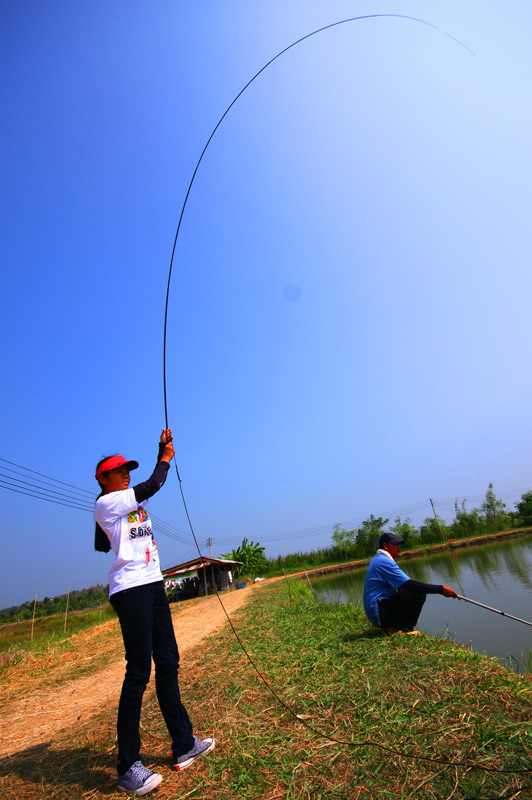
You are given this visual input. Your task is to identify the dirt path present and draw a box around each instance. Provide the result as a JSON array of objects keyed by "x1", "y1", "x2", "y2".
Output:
[{"x1": 0, "y1": 583, "x2": 264, "y2": 759}]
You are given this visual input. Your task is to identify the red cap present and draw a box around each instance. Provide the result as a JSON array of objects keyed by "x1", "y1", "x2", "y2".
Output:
[{"x1": 95, "y1": 455, "x2": 139, "y2": 480}]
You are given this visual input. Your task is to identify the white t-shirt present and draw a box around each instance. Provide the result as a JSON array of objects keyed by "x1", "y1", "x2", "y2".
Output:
[{"x1": 95, "y1": 488, "x2": 163, "y2": 596}]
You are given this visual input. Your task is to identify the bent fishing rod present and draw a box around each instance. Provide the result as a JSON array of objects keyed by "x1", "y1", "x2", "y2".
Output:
[
  {"x1": 458, "y1": 595, "x2": 532, "y2": 628},
  {"x1": 156, "y1": 15, "x2": 532, "y2": 777},
  {"x1": 162, "y1": 13, "x2": 474, "y2": 430}
]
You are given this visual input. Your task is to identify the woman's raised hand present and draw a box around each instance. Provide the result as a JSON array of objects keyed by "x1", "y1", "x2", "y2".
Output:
[{"x1": 160, "y1": 428, "x2": 175, "y2": 462}]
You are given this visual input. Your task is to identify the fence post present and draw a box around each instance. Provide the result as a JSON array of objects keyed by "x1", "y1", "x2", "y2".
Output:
[
  {"x1": 30, "y1": 593, "x2": 37, "y2": 643},
  {"x1": 283, "y1": 570, "x2": 293, "y2": 607},
  {"x1": 64, "y1": 587, "x2": 70, "y2": 633}
]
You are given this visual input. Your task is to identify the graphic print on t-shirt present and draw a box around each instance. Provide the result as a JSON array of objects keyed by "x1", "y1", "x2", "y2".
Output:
[
  {"x1": 124, "y1": 506, "x2": 159, "y2": 569},
  {"x1": 127, "y1": 506, "x2": 152, "y2": 543},
  {"x1": 127, "y1": 507, "x2": 149, "y2": 524}
]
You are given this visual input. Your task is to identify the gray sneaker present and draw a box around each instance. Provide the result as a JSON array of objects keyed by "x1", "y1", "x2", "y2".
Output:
[
  {"x1": 117, "y1": 761, "x2": 163, "y2": 797},
  {"x1": 173, "y1": 736, "x2": 215, "y2": 771}
]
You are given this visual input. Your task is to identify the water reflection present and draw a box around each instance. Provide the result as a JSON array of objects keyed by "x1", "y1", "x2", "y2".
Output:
[{"x1": 311, "y1": 534, "x2": 532, "y2": 671}]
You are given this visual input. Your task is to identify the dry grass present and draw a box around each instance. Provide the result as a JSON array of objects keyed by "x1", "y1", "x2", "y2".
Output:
[{"x1": 1, "y1": 619, "x2": 123, "y2": 694}]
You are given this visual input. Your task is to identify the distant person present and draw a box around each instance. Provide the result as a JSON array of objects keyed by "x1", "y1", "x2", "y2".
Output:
[
  {"x1": 94, "y1": 428, "x2": 214, "y2": 797},
  {"x1": 363, "y1": 532, "x2": 459, "y2": 634}
]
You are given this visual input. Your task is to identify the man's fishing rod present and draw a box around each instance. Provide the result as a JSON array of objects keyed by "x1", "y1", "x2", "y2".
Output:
[{"x1": 458, "y1": 595, "x2": 532, "y2": 628}]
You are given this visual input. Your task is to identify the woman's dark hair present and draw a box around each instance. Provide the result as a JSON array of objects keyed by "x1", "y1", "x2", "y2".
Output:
[{"x1": 94, "y1": 456, "x2": 115, "y2": 553}]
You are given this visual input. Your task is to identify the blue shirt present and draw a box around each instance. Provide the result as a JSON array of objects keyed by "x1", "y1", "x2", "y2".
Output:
[{"x1": 363, "y1": 552, "x2": 410, "y2": 627}]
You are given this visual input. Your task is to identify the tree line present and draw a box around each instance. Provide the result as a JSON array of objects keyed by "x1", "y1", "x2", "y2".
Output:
[
  {"x1": 0, "y1": 584, "x2": 109, "y2": 625},
  {"x1": 264, "y1": 484, "x2": 532, "y2": 574}
]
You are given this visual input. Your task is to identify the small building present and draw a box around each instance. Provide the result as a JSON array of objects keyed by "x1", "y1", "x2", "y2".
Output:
[{"x1": 162, "y1": 556, "x2": 242, "y2": 599}]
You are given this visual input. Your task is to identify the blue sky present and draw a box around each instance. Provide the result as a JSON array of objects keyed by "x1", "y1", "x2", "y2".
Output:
[{"x1": 2, "y1": 1, "x2": 532, "y2": 609}]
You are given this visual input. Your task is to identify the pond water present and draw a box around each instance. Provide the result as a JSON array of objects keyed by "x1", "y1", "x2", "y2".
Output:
[{"x1": 311, "y1": 534, "x2": 532, "y2": 672}]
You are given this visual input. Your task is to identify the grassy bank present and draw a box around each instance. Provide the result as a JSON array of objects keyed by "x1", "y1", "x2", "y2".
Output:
[
  {"x1": 2, "y1": 579, "x2": 532, "y2": 799},
  {"x1": 0, "y1": 602, "x2": 116, "y2": 655},
  {"x1": 186, "y1": 582, "x2": 532, "y2": 799}
]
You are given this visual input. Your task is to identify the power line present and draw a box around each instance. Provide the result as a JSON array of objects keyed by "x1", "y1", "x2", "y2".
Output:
[
  {"x1": 0, "y1": 479, "x2": 93, "y2": 512},
  {"x1": 0, "y1": 457, "x2": 195, "y2": 549},
  {"x1": 0, "y1": 471, "x2": 94, "y2": 510},
  {"x1": 149, "y1": 512, "x2": 194, "y2": 545},
  {"x1": 0, "y1": 456, "x2": 94, "y2": 497}
]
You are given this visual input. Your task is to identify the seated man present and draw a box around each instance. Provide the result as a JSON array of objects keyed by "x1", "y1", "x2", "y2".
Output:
[{"x1": 363, "y1": 532, "x2": 459, "y2": 633}]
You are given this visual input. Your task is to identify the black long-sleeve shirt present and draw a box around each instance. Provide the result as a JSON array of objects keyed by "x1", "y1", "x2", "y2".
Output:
[
  {"x1": 133, "y1": 442, "x2": 170, "y2": 502},
  {"x1": 402, "y1": 579, "x2": 444, "y2": 595}
]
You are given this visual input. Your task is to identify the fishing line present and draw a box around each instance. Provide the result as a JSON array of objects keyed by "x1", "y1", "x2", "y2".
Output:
[{"x1": 161, "y1": 15, "x2": 530, "y2": 777}]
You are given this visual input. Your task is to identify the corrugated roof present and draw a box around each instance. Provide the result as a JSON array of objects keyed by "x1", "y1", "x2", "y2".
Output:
[{"x1": 162, "y1": 556, "x2": 242, "y2": 578}]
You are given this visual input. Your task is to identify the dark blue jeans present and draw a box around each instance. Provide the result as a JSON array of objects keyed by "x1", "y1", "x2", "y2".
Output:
[{"x1": 110, "y1": 580, "x2": 194, "y2": 774}]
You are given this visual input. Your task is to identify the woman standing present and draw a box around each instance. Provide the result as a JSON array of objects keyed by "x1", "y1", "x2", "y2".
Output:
[{"x1": 94, "y1": 428, "x2": 214, "y2": 797}]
